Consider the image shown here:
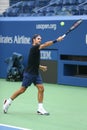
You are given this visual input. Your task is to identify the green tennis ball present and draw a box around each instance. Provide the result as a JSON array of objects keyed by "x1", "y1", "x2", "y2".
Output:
[{"x1": 60, "y1": 21, "x2": 65, "y2": 26}]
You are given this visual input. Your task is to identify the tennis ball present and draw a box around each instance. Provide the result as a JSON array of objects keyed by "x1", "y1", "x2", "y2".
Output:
[{"x1": 60, "y1": 21, "x2": 65, "y2": 26}]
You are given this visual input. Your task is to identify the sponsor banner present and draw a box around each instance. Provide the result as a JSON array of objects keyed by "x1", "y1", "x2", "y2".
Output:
[{"x1": 40, "y1": 50, "x2": 58, "y2": 60}]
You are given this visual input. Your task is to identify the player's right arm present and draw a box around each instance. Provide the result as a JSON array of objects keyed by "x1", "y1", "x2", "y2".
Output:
[{"x1": 39, "y1": 36, "x2": 63, "y2": 50}]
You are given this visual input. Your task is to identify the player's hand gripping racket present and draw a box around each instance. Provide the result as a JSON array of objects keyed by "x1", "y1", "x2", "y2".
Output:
[{"x1": 62, "y1": 19, "x2": 83, "y2": 38}]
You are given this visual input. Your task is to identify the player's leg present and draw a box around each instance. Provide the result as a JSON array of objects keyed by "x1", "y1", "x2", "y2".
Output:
[
  {"x1": 36, "y1": 84, "x2": 44, "y2": 103},
  {"x1": 11, "y1": 86, "x2": 27, "y2": 100},
  {"x1": 35, "y1": 74, "x2": 49, "y2": 115},
  {"x1": 36, "y1": 84, "x2": 49, "y2": 115},
  {"x1": 3, "y1": 72, "x2": 31, "y2": 113},
  {"x1": 3, "y1": 86, "x2": 27, "y2": 113}
]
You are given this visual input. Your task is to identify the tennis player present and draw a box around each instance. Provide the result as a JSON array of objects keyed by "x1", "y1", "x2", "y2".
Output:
[{"x1": 3, "y1": 34, "x2": 63, "y2": 115}]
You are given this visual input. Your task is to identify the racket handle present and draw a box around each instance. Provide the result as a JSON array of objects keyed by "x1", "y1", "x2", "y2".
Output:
[{"x1": 62, "y1": 34, "x2": 66, "y2": 38}]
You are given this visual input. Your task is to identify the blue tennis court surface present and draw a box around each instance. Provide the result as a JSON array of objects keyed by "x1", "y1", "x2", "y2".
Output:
[{"x1": 0, "y1": 124, "x2": 31, "y2": 130}]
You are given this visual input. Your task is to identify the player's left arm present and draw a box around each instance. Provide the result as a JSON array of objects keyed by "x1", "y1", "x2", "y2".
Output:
[
  {"x1": 39, "y1": 36, "x2": 63, "y2": 50},
  {"x1": 39, "y1": 65, "x2": 47, "y2": 72}
]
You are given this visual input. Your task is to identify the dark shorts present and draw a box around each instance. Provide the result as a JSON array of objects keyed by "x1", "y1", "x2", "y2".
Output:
[{"x1": 22, "y1": 72, "x2": 43, "y2": 88}]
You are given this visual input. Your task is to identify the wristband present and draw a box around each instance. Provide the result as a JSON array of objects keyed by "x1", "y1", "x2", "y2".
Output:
[{"x1": 53, "y1": 39, "x2": 58, "y2": 44}]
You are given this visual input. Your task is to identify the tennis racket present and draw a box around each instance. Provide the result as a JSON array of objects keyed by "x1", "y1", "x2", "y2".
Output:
[{"x1": 62, "y1": 19, "x2": 83, "y2": 38}]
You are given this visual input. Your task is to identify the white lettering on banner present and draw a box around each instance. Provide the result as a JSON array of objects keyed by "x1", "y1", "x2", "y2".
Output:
[
  {"x1": 0, "y1": 35, "x2": 31, "y2": 44},
  {"x1": 36, "y1": 24, "x2": 57, "y2": 30},
  {"x1": 0, "y1": 35, "x2": 13, "y2": 43},
  {"x1": 14, "y1": 35, "x2": 31, "y2": 44},
  {"x1": 86, "y1": 34, "x2": 87, "y2": 44},
  {"x1": 40, "y1": 51, "x2": 51, "y2": 59}
]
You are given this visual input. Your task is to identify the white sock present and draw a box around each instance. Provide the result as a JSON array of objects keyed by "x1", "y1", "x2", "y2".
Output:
[
  {"x1": 38, "y1": 103, "x2": 43, "y2": 109},
  {"x1": 7, "y1": 98, "x2": 12, "y2": 105}
]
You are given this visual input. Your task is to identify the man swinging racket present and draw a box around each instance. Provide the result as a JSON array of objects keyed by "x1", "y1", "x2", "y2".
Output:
[{"x1": 3, "y1": 34, "x2": 63, "y2": 115}]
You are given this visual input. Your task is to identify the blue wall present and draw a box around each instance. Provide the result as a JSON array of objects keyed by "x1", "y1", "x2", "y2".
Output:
[{"x1": 0, "y1": 16, "x2": 87, "y2": 86}]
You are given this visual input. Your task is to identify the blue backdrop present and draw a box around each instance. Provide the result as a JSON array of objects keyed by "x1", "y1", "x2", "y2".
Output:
[{"x1": 0, "y1": 16, "x2": 87, "y2": 86}]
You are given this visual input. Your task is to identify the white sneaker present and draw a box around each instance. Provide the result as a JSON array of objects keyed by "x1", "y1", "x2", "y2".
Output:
[
  {"x1": 37, "y1": 107, "x2": 50, "y2": 115},
  {"x1": 3, "y1": 99, "x2": 11, "y2": 113}
]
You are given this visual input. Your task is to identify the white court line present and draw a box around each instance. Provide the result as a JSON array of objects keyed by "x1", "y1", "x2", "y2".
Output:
[{"x1": 0, "y1": 124, "x2": 32, "y2": 130}]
